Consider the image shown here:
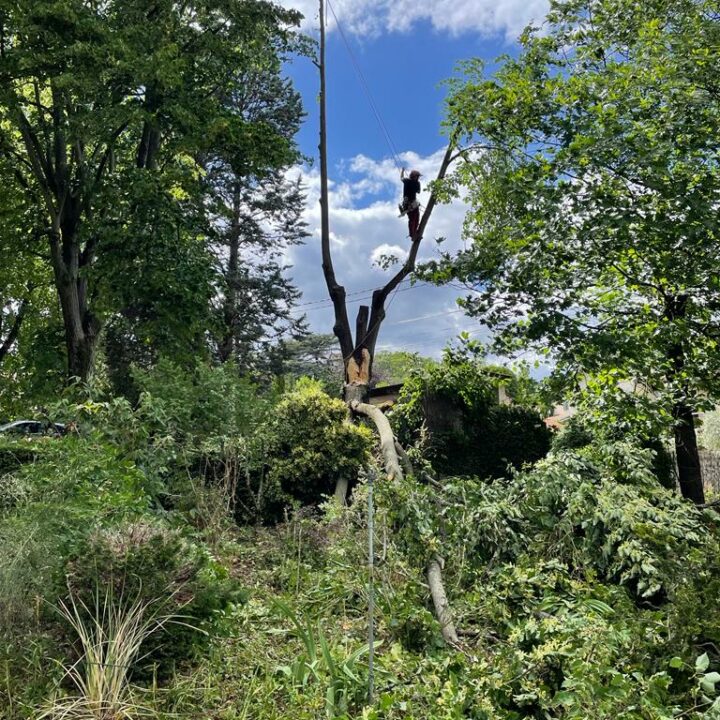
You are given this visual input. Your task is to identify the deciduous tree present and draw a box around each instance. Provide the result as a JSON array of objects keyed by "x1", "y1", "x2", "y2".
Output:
[
  {"x1": 0, "y1": 0, "x2": 302, "y2": 380},
  {"x1": 430, "y1": 0, "x2": 720, "y2": 503}
]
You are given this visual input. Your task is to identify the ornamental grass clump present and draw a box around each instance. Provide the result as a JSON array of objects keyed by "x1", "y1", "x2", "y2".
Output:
[{"x1": 39, "y1": 590, "x2": 171, "y2": 720}]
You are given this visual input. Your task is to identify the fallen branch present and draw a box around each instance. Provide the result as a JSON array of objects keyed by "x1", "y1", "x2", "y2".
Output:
[
  {"x1": 349, "y1": 400, "x2": 403, "y2": 482},
  {"x1": 351, "y1": 402, "x2": 460, "y2": 646},
  {"x1": 427, "y1": 554, "x2": 460, "y2": 646}
]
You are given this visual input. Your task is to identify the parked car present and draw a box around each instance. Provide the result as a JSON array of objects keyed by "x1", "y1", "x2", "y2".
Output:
[{"x1": 0, "y1": 420, "x2": 66, "y2": 436}]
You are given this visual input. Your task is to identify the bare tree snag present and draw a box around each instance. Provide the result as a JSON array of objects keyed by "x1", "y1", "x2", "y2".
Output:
[
  {"x1": 318, "y1": 0, "x2": 353, "y2": 367},
  {"x1": 317, "y1": 0, "x2": 456, "y2": 398},
  {"x1": 316, "y1": 0, "x2": 459, "y2": 642},
  {"x1": 363, "y1": 143, "x2": 455, "y2": 371}
]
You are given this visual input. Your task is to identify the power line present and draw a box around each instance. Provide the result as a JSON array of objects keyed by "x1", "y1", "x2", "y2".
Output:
[
  {"x1": 388, "y1": 308, "x2": 464, "y2": 326},
  {"x1": 293, "y1": 279, "x2": 423, "y2": 310}
]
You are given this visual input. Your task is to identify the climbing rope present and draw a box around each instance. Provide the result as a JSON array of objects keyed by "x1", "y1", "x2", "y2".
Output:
[
  {"x1": 366, "y1": 466, "x2": 376, "y2": 704},
  {"x1": 326, "y1": 0, "x2": 404, "y2": 170}
]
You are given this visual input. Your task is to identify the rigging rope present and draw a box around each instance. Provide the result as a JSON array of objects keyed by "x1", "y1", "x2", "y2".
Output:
[{"x1": 325, "y1": 0, "x2": 404, "y2": 170}]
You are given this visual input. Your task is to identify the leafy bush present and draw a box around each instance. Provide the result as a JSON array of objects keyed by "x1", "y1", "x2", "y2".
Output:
[
  {"x1": 370, "y1": 440, "x2": 720, "y2": 717},
  {"x1": 392, "y1": 355, "x2": 551, "y2": 477},
  {"x1": 0, "y1": 423, "x2": 244, "y2": 710},
  {"x1": 244, "y1": 380, "x2": 373, "y2": 522},
  {"x1": 132, "y1": 358, "x2": 267, "y2": 442},
  {"x1": 0, "y1": 437, "x2": 48, "y2": 476},
  {"x1": 62, "y1": 520, "x2": 245, "y2": 678},
  {"x1": 553, "y1": 416, "x2": 676, "y2": 490}
]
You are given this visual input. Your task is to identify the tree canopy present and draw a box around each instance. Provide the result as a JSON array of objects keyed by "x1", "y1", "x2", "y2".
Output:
[
  {"x1": 428, "y1": 0, "x2": 720, "y2": 502},
  {"x1": 0, "y1": 0, "x2": 305, "y2": 382}
]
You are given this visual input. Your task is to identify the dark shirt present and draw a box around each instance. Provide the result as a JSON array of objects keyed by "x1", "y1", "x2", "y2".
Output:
[{"x1": 402, "y1": 177, "x2": 421, "y2": 202}]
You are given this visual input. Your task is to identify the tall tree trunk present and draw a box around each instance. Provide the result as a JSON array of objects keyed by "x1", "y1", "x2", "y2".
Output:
[
  {"x1": 665, "y1": 293, "x2": 704, "y2": 504},
  {"x1": 219, "y1": 183, "x2": 241, "y2": 363},
  {"x1": 52, "y1": 233, "x2": 99, "y2": 381},
  {"x1": 673, "y1": 401, "x2": 704, "y2": 504}
]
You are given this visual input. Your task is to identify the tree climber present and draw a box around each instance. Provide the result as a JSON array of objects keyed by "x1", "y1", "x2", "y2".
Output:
[{"x1": 398, "y1": 168, "x2": 421, "y2": 239}]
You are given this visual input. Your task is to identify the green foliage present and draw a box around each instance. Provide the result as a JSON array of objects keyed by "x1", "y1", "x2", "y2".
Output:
[
  {"x1": 0, "y1": 403, "x2": 245, "y2": 714},
  {"x1": 392, "y1": 353, "x2": 551, "y2": 477},
  {"x1": 0, "y1": 0, "x2": 306, "y2": 383},
  {"x1": 63, "y1": 521, "x2": 244, "y2": 678},
  {"x1": 96, "y1": 439, "x2": 720, "y2": 720},
  {"x1": 371, "y1": 351, "x2": 437, "y2": 387},
  {"x1": 277, "y1": 334, "x2": 344, "y2": 394},
  {"x1": 273, "y1": 598, "x2": 373, "y2": 719},
  {"x1": 371, "y1": 441, "x2": 720, "y2": 718},
  {"x1": 257, "y1": 380, "x2": 373, "y2": 520},
  {"x1": 553, "y1": 414, "x2": 677, "y2": 490},
  {"x1": 428, "y1": 0, "x2": 720, "y2": 498},
  {"x1": 132, "y1": 358, "x2": 266, "y2": 442}
]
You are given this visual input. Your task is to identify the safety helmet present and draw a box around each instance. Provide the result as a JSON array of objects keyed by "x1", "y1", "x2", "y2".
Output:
[{"x1": 409, "y1": 169, "x2": 421, "y2": 178}]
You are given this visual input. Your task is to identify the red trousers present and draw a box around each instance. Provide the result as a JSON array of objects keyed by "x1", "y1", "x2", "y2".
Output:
[{"x1": 408, "y1": 207, "x2": 420, "y2": 238}]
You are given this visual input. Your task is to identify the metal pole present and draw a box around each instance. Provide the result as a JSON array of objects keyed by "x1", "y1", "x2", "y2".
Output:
[{"x1": 367, "y1": 467, "x2": 375, "y2": 705}]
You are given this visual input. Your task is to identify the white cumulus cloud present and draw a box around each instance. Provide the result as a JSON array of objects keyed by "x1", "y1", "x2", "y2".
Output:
[{"x1": 280, "y1": 0, "x2": 549, "y2": 40}]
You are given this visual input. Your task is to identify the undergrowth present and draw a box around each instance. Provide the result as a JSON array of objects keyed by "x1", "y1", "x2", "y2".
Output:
[{"x1": 2, "y1": 370, "x2": 720, "y2": 718}]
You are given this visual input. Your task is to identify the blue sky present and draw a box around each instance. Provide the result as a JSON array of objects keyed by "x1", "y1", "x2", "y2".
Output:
[{"x1": 276, "y1": 0, "x2": 549, "y2": 361}]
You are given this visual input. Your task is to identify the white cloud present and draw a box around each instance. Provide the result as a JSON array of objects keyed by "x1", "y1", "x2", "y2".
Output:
[
  {"x1": 370, "y1": 243, "x2": 408, "y2": 267},
  {"x1": 280, "y1": 0, "x2": 549, "y2": 40}
]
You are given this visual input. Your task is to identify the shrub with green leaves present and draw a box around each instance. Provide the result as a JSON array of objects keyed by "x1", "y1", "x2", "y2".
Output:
[
  {"x1": 252, "y1": 380, "x2": 373, "y2": 521},
  {"x1": 392, "y1": 354, "x2": 551, "y2": 477},
  {"x1": 0, "y1": 425, "x2": 245, "y2": 710},
  {"x1": 62, "y1": 520, "x2": 245, "y2": 678},
  {"x1": 371, "y1": 440, "x2": 720, "y2": 717}
]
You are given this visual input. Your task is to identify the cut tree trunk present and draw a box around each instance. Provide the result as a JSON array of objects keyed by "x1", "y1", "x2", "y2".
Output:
[
  {"x1": 349, "y1": 400, "x2": 403, "y2": 482},
  {"x1": 673, "y1": 401, "x2": 705, "y2": 505}
]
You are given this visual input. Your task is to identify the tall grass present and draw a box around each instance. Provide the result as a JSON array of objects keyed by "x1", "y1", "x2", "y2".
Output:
[{"x1": 39, "y1": 590, "x2": 171, "y2": 720}]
